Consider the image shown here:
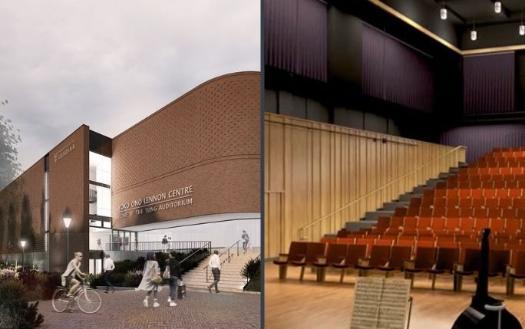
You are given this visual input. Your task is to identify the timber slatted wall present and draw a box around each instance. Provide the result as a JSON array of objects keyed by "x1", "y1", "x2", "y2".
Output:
[{"x1": 265, "y1": 113, "x2": 466, "y2": 257}]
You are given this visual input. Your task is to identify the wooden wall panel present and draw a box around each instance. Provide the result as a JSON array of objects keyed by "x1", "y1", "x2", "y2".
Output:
[{"x1": 264, "y1": 113, "x2": 466, "y2": 257}]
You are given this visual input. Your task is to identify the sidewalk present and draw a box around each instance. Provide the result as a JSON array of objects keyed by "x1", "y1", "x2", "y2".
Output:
[{"x1": 38, "y1": 287, "x2": 260, "y2": 329}]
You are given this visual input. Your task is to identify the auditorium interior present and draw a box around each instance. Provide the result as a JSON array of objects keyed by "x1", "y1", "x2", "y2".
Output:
[{"x1": 264, "y1": 0, "x2": 525, "y2": 328}]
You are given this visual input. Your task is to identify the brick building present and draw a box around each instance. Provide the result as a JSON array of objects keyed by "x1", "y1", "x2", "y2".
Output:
[{"x1": 0, "y1": 71, "x2": 260, "y2": 273}]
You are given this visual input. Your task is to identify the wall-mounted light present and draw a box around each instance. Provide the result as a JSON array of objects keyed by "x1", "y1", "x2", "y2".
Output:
[
  {"x1": 494, "y1": 1, "x2": 502, "y2": 14},
  {"x1": 440, "y1": 7, "x2": 447, "y2": 20}
]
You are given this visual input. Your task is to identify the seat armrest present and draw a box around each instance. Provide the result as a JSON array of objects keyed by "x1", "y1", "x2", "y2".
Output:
[
  {"x1": 315, "y1": 256, "x2": 327, "y2": 265},
  {"x1": 357, "y1": 258, "x2": 369, "y2": 267},
  {"x1": 403, "y1": 260, "x2": 415, "y2": 270}
]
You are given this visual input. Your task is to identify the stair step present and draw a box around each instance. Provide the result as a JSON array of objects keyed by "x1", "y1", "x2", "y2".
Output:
[
  {"x1": 381, "y1": 201, "x2": 408, "y2": 210},
  {"x1": 181, "y1": 250, "x2": 260, "y2": 292},
  {"x1": 345, "y1": 220, "x2": 377, "y2": 232}
]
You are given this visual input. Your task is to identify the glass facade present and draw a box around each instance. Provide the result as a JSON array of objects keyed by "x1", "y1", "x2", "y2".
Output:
[
  {"x1": 89, "y1": 152, "x2": 111, "y2": 185},
  {"x1": 88, "y1": 151, "x2": 112, "y2": 274},
  {"x1": 89, "y1": 184, "x2": 111, "y2": 217},
  {"x1": 88, "y1": 151, "x2": 112, "y2": 222}
]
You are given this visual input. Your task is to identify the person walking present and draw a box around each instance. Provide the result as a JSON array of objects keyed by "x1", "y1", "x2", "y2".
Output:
[
  {"x1": 137, "y1": 252, "x2": 161, "y2": 307},
  {"x1": 166, "y1": 252, "x2": 182, "y2": 307},
  {"x1": 207, "y1": 250, "x2": 221, "y2": 293},
  {"x1": 241, "y1": 230, "x2": 250, "y2": 254},
  {"x1": 103, "y1": 254, "x2": 115, "y2": 293}
]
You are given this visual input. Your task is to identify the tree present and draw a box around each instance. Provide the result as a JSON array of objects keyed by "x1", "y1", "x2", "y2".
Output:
[{"x1": 0, "y1": 115, "x2": 21, "y2": 189}]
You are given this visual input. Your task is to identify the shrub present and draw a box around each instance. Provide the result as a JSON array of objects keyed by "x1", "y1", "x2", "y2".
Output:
[
  {"x1": 89, "y1": 271, "x2": 142, "y2": 288},
  {"x1": 13, "y1": 270, "x2": 60, "y2": 301},
  {"x1": 241, "y1": 257, "x2": 261, "y2": 281},
  {"x1": 241, "y1": 257, "x2": 261, "y2": 292},
  {"x1": 123, "y1": 271, "x2": 142, "y2": 287},
  {"x1": 244, "y1": 273, "x2": 261, "y2": 292},
  {"x1": 0, "y1": 279, "x2": 43, "y2": 329}
]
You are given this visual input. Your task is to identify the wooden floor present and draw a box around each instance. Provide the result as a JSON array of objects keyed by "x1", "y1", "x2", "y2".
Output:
[{"x1": 265, "y1": 262, "x2": 525, "y2": 329}]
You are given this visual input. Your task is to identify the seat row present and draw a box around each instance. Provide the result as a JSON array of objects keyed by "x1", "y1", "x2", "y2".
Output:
[
  {"x1": 413, "y1": 196, "x2": 525, "y2": 209},
  {"x1": 455, "y1": 174, "x2": 525, "y2": 181},
  {"x1": 402, "y1": 206, "x2": 525, "y2": 218},
  {"x1": 457, "y1": 167, "x2": 525, "y2": 174},
  {"x1": 378, "y1": 216, "x2": 524, "y2": 233},
  {"x1": 470, "y1": 160, "x2": 525, "y2": 168},
  {"x1": 430, "y1": 187, "x2": 525, "y2": 198},
  {"x1": 273, "y1": 241, "x2": 525, "y2": 295},
  {"x1": 325, "y1": 235, "x2": 525, "y2": 252},
  {"x1": 477, "y1": 148, "x2": 525, "y2": 158},
  {"x1": 442, "y1": 179, "x2": 525, "y2": 188}
]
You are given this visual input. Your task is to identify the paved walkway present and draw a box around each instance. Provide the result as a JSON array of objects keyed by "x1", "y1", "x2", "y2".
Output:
[{"x1": 38, "y1": 288, "x2": 260, "y2": 329}]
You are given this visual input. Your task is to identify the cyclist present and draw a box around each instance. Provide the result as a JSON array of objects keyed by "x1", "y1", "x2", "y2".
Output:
[{"x1": 61, "y1": 251, "x2": 87, "y2": 297}]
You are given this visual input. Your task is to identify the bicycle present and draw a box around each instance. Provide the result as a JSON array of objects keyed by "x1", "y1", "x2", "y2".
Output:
[{"x1": 52, "y1": 278, "x2": 102, "y2": 314}]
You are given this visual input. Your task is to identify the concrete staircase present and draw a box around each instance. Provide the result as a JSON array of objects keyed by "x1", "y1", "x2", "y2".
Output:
[
  {"x1": 342, "y1": 163, "x2": 468, "y2": 233},
  {"x1": 182, "y1": 247, "x2": 260, "y2": 292}
]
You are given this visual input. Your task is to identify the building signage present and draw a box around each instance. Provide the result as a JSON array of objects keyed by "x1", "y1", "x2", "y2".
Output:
[
  {"x1": 54, "y1": 142, "x2": 76, "y2": 162},
  {"x1": 119, "y1": 185, "x2": 193, "y2": 218}
]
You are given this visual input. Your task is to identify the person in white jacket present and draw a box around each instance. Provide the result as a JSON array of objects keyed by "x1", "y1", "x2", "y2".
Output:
[
  {"x1": 207, "y1": 250, "x2": 221, "y2": 293},
  {"x1": 136, "y1": 252, "x2": 161, "y2": 307}
]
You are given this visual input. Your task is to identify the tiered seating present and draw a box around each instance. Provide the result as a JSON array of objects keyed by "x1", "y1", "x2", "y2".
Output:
[{"x1": 277, "y1": 148, "x2": 525, "y2": 295}]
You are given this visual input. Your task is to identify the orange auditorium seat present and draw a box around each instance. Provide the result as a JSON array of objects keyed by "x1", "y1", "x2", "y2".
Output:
[
  {"x1": 506, "y1": 218, "x2": 523, "y2": 233},
  {"x1": 475, "y1": 218, "x2": 490, "y2": 230},
  {"x1": 491, "y1": 218, "x2": 505, "y2": 232},
  {"x1": 509, "y1": 188, "x2": 523, "y2": 198},
  {"x1": 417, "y1": 217, "x2": 432, "y2": 230},
  {"x1": 499, "y1": 198, "x2": 512, "y2": 209}
]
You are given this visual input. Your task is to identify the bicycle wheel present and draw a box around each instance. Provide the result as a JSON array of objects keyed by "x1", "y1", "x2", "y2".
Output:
[
  {"x1": 51, "y1": 288, "x2": 71, "y2": 313},
  {"x1": 77, "y1": 288, "x2": 102, "y2": 314}
]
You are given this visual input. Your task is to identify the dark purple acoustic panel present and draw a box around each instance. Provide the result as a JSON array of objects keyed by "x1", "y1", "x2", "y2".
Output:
[
  {"x1": 441, "y1": 124, "x2": 525, "y2": 163},
  {"x1": 264, "y1": 0, "x2": 327, "y2": 81},
  {"x1": 463, "y1": 52, "x2": 515, "y2": 115},
  {"x1": 362, "y1": 24, "x2": 434, "y2": 112}
]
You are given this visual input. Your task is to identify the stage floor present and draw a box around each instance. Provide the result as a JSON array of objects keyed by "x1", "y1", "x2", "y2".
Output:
[{"x1": 265, "y1": 261, "x2": 525, "y2": 329}]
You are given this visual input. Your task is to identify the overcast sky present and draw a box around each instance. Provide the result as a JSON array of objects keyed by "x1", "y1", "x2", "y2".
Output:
[{"x1": 0, "y1": 1, "x2": 260, "y2": 173}]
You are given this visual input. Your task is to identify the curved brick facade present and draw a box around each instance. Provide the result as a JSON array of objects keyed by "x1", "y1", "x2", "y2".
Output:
[{"x1": 111, "y1": 72, "x2": 261, "y2": 228}]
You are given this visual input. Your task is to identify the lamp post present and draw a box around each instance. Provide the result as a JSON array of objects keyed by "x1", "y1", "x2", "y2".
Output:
[
  {"x1": 63, "y1": 216, "x2": 72, "y2": 265},
  {"x1": 20, "y1": 240, "x2": 27, "y2": 270}
]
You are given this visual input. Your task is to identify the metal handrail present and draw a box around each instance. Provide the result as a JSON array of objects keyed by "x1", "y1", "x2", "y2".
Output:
[
  {"x1": 297, "y1": 146, "x2": 466, "y2": 240},
  {"x1": 179, "y1": 244, "x2": 210, "y2": 264},
  {"x1": 204, "y1": 240, "x2": 241, "y2": 282}
]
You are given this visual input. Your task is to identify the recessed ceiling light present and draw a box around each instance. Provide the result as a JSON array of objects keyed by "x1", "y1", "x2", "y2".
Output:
[{"x1": 494, "y1": 1, "x2": 502, "y2": 14}]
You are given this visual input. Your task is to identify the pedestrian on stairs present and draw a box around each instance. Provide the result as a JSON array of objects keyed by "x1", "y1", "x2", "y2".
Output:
[
  {"x1": 241, "y1": 230, "x2": 250, "y2": 254},
  {"x1": 207, "y1": 250, "x2": 221, "y2": 293}
]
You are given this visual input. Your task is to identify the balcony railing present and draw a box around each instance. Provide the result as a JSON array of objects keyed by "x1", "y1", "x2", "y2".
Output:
[{"x1": 104, "y1": 240, "x2": 211, "y2": 254}]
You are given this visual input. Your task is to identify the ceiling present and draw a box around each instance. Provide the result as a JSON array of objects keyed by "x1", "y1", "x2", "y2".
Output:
[{"x1": 435, "y1": 0, "x2": 525, "y2": 25}]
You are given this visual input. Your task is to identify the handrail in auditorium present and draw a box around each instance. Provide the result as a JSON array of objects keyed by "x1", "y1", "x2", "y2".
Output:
[{"x1": 297, "y1": 145, "x2": 467, "y2": 241}]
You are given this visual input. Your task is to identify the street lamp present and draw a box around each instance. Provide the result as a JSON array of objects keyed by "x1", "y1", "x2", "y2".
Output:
[
  {"x1": 63, "y1": 216, "x2": 72, "y2": 264},
  {"x1": 20, "y1": 240, "x2": 27, "y2": 270}
]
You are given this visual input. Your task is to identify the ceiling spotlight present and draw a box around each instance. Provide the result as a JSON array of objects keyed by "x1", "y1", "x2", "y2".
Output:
[
  {"x1": 520, "y1": 24, "x2": 525, "y2": 36},
  {"x1": 440, "y1": 7, "x2": 447, "y2": 20},
  {"x1": 494, "y1": 1, "x2": 502, "y2": 14},
  {"x1": 471, "y1": 28, "x2": 477, "y2": 41}
]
